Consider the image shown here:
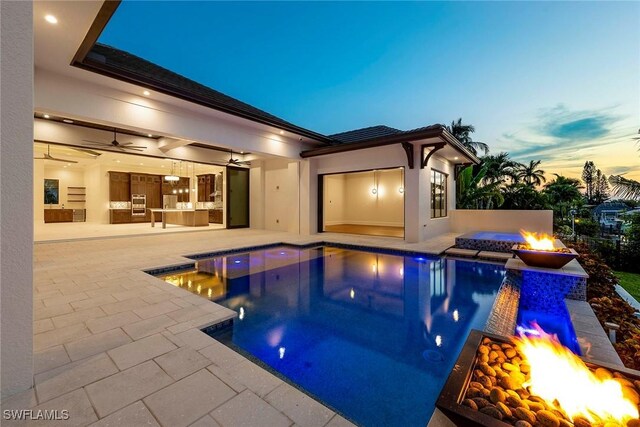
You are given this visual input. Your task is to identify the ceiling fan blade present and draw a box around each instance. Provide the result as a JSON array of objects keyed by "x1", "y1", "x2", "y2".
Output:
[
  {"x1": 123, "y1": 145, "x2": 148, "y2": 149},
  {"x1": 71, "y1": 147, "x2": 102, "y2": 156},
  {"x1": 122, "y1": 147, "x2": 145, "y2": 152},
  {"x1": 82, "y1": 139, "x2": 111, "y2": 146},
  {"x1": 47, "y1": 157, "x2": 78, "y2": 163}
]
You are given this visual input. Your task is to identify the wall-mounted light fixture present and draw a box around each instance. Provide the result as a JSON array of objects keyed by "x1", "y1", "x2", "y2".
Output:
[
  {"x1": 398, "y1": 187, "x2": 404, "y2": 194},
  {"x1": 371, "y1": 170, "x2": 378, "y2": 196}
]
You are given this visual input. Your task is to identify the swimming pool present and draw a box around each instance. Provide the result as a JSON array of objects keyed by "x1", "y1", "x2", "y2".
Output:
[{"x1": 160, "y1": 245, "x2": 505, "y2": 426}]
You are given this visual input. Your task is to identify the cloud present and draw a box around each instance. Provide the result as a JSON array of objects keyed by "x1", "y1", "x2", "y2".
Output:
[{"x1": 498, "y1": 104, "x2": 630, "y2": 162}]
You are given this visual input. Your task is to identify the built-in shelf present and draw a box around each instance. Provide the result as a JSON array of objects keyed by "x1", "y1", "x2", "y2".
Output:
[{"x1": 67, "y1": 186, "x2": 86, "y2": 204}]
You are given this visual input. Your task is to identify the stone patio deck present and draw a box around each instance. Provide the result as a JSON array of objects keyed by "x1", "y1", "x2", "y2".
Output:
[{"x1": 1, "y1": 228, "x2": 457, "y2": 426}]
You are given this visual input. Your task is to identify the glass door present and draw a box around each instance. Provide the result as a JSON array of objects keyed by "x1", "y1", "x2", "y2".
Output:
[{"x1": 226, "y1": 166, "x2": 250, "y2": 228}]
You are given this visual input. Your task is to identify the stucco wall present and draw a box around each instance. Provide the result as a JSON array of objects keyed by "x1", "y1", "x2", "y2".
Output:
[
  {"x1": 1, "y1": 0, "x2": 34, "y2": 398},
  {"x1": 450, "y1": 210, "x2": 553, "y2": 235}
]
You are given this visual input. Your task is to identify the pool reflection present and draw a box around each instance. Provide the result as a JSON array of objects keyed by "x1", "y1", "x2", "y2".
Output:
[{"x1": 160, "y1": 246, "x2": 504, "y2": 427}]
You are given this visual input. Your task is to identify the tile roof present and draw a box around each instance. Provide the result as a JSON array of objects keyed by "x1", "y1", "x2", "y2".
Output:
[
  {"x1": 329, "y1": 124, "x2": 445, "y2": 144},
  {"x1": 329, "y1": 125, "x2": 403, "y2": 144},
  {"x1": 85, "y1": 44, "x2": 331, "y2": 143}
]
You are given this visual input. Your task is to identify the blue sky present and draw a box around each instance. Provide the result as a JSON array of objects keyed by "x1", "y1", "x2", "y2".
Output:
[{"x1": 100, "y1": 1, "x2": 640, "y2": 180}]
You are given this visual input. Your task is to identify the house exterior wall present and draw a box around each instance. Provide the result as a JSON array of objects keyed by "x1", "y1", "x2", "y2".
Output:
[
  {"x1": 303, "y1": 143, "x2": 457, "y2": 242},
  {"x1": 1, "y1": 0, "x2": 34, "y2": 399}
]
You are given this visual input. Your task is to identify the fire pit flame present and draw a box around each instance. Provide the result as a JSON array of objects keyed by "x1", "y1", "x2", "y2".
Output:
[
  {"x1": 514, "y1": 325, "x2": 639, "y2": 424},
  {"x1": 520, "y1": 230, "x2": 555, "y2": 251}
]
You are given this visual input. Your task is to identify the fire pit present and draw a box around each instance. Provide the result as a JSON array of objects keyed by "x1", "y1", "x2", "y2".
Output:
[
  {"x1": 436, "y1": 329, "x2": 640, "y2": 427},
  {"x1": 511, "y1": 231, "x2": 578, "y2": 269}
]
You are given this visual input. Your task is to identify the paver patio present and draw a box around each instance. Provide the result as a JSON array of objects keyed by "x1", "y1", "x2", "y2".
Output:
[{"x1": 1, "y1": 228, "x2": 457, "y2": 426}]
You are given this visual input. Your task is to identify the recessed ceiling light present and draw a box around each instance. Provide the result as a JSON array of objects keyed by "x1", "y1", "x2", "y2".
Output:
[
  {"x1": 44, "y1": 15, "x2": 58, "y2": 24},
  {"x1": 240, "y1": 151, "x2": 244, "y2": 154},
  {"x1": 62, "y1": 119, "x2": 73, "y2": 124},
  {"x1": 147, "y1": 134, "x2": 152, "y2": 137},
  {"x1": 279, "y1": 130, "x2": 284, "y2": 135},
  {"x1": 115, "y1": 160, "x2": 120, "y2": 163},
  {"x1": 43, "y1": 114, "x2": 50, "y2": 119},
  {"x1": 139, "y1": 163, "x2": 143, "y2": 166},
  {"x1": 143, "y1": 90, "x2": 150, "y2": 96},
  {"x1": 454, "y1": 156, "x2": 459, "y2": 160}
]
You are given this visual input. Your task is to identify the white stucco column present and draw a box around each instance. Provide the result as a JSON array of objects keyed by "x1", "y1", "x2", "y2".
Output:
[
  {"x1": 404, "y1": 143, "x2": 428, "y2": 243},
  {"x1": 299, "y1": 158, "x2": 317, "y2": 236},
  {"x1": 249, "y1": 161, "x2": 265, "y2": 229},
  {"x1": 1, "y1": 0, "x2": 34, "y2": 398}
]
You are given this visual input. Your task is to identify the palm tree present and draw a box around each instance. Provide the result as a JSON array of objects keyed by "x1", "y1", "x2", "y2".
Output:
[
  {"x1": 516, "y1": 160, "x2": 546, "y2": 187},
  {"x1": 446, "y1": 118, "x2": 489, "y2": 156},
  {"x1": 609, "y1": 175, "x2": 640, "y2": 200},
  {"x1": 543, "y1": 174, "x2": 584, "y2": 219},
  {"x1": 480, "y1": 152, "x2": 519, "y2": 185},
  {"x1": 456, "y1": 165, "x2": 504, "y2": 209}
]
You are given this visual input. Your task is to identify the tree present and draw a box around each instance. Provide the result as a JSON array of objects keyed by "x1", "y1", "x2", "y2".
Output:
[
  {"x1": 445, "y1": 118, "x2": 489, "y2": 156},
  {"x1": 456, "y1": 165, "x2": 504, "y2": 209},
  {"x1": 609, "y1": 175, "x2": 640, "y2": 200},
  {"x1": 543, "y1": 174, "x2": 584, "y2": 220},
  {"x1": 582, "y1": 161, "x2": 597, "y2": 203},
  {"x1": 593, "y1": 169, "x2": 610, "y2": 204},
  {"x1": 516, "y1": 160, "x2": 546, "y2": 187},
  {"x1": 480, "y1": 152, "x2": 519, "y2": 185},
  {"x1": 500, "y1": 183, "x2": 549, "y2": 210}
]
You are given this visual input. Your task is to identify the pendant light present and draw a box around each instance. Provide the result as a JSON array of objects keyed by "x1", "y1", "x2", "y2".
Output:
[{"x1": 164, "y1": 161, "x2": 179, "y2": 182}]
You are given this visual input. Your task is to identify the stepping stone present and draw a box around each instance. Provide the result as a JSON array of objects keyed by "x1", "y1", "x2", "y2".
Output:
[
  {"x1": 477, "y1": 251, "x2": 514, "y2": 261},
  {"x1": 444, "y1": 248, "x2": 479, "y2": 258}
]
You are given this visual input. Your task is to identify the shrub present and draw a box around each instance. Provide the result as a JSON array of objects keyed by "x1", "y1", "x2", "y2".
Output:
[
  {"x1": 567, "y1": 242, "x2": 617, "y2": 299},
  {"x1": 569, "y1": 242, "x2": 640, "y2": 370},
  {"x1": 574, "y1": 218, "x2": 600, "y2": 237}
]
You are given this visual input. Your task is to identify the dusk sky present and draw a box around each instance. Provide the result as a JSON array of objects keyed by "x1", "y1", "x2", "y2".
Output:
[{"x1": 100, "y1": 1, "x2": 640, "y2": 181}]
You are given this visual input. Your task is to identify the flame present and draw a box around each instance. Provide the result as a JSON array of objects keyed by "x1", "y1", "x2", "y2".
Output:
[
  {"x1": 513, "y1": 326, "x2": 639, "y2": 424},
  {"x1": 521, "y1": 230, "x2": 556, "y2": 251}
]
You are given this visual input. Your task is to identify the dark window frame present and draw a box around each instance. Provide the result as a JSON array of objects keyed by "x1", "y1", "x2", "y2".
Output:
[{"x1": 431, "y1": 169, "x2": 447, "y2": 219}]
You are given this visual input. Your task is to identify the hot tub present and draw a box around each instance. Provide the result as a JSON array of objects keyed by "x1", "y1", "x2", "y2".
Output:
[{"x1": 455, "y1": 231, "x2": 525, "y2": 253}]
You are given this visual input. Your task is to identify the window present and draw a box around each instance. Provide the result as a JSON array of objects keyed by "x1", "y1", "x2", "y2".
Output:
[
  {"x1": 431, "y1": 170, "x2": 447, "y2": 218},
  {"x1": 44, "y1": 179, "x2": 59, "y2": 205}
]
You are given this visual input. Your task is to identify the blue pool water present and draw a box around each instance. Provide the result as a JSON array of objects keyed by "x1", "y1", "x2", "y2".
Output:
[
  {"x1": 468, "y1": 231, "x2": 525, "y2": 241},
  {"x1": 161, "y1": 245, "x2": 505, "y2": 426}
]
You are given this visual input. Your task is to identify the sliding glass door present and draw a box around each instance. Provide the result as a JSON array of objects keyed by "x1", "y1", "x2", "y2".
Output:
[{"x1": 226, "y1": 166, "x2": 250, "y2": 228}]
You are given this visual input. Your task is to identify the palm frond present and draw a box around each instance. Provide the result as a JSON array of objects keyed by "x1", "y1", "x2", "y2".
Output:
[{"x1": 609, "y1": 175, "x2": 640, "y2": 200}]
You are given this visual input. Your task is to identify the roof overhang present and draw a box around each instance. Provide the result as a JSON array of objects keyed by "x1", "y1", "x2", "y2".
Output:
[
  {"x1": 300, "y1": 126, "x2": 481, "y2": 165},
  {"x1": 68, "y1": 1, "x2": 331, "y2": 145}
]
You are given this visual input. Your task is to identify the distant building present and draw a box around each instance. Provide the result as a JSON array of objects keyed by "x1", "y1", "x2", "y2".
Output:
[{"x1": 592, "y1": 201, "x2": 628, "y2": 228}]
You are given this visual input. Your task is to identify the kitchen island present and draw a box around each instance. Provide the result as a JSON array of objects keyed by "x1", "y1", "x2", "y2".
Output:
[{"x1": 148, "y1": 208, "x2": 209, "y2": 229}]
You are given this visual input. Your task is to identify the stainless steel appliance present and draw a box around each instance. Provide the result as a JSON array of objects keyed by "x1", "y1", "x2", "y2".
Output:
[
  {"x1": 131, "y1": 194, "x2": 146, "y2": 216},
  {"x1": 163, "y1": 195, "x2": 178, "y2": 209}
]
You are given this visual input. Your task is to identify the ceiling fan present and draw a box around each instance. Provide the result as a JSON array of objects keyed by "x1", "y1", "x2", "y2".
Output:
[
  {"x1": 226, "y1": 150, "x2": 250, "y2": 166},
  {"x1": 82, "y1": 129, "x2": 147, "y2": 152},
  {"x1": 34, "y1": 145, "x2": 78, "y2": 163}
]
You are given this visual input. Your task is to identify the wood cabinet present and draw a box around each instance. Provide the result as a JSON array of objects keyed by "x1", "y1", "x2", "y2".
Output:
[
  {"x1": 110, "y1": 209, "x2": 132, "y2": 224},
  {"x1": 130, "y1": 173, "x2": 146, "y2": 196},
  {"x1": 145, "y1": 175, "x2": 162, "y2": 222},
  {"x1": 44, "y1": 209, "x2": 74, "y2": 223},
  {"x1": 109, "y1": 172, "x2": 130, "y2": 202},
  {"x1": 197, "y1": 174, "x2": 221, "y2": 202},
  {"x1": 209, "y1": 209, "x2": 223, "y2": 224}
]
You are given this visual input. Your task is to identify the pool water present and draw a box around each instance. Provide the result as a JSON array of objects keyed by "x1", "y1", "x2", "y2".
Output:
[
  {"x1": 468, "y1": 231, "x2": 524, "y2": 241},
  {"x1": 161, "y1": 245, "x2": 505, "y2": 427}
]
